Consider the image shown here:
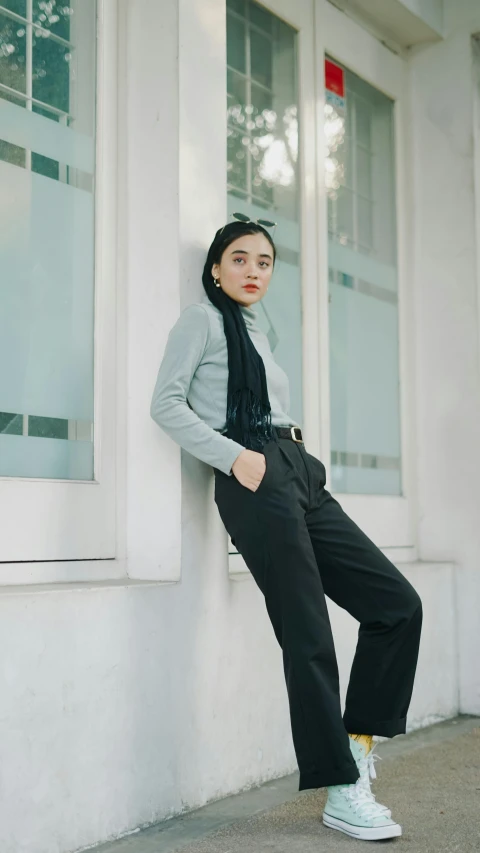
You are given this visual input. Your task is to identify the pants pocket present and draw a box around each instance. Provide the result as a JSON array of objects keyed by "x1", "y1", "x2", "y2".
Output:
[{"x1": 305, "y1": 451, "x2": 327, "y2": 487}]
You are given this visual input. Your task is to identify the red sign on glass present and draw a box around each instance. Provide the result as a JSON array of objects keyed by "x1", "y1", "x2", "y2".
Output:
[
  {"x1": 325, "y1": 58, "x2": 345, "y2": 111},
  {"x1": 325, "y1": 59, "x2": 345, "y2": 96}
]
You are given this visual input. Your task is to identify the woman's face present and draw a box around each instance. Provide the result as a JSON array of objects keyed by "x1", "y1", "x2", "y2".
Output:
[{"x1": 211, "y1": 232, "x2": 275, "y2": 307}]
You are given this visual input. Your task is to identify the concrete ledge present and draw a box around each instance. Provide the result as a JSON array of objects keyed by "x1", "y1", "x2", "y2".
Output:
[{"x1": 329, "y1": 0, "x2": 444, "y2": 48}]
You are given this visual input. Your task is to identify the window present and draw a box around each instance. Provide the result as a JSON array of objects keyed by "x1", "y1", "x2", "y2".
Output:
[
  {"x1": 0, "y1": 0, "x2": 96, "y2": 480},
  {"x1": 0, "y1": 0, "x2": 118, "y2": 568},
  {"x1": 325, "y1": 56, "x2": 401, "y2": 496}
]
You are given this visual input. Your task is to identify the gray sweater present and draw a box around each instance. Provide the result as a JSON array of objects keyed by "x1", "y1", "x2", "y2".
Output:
[{"x1": 150, "y1": 293, "x2": 300, "y2": 476}]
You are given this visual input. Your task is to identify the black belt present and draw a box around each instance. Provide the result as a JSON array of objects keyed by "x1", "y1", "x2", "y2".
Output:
[{"x1": 274, "y1": 425, "x2": 304, "y2": 443}]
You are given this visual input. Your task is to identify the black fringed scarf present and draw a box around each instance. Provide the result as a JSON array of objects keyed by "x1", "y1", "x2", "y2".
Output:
[
  {"x1": 222, "y1": 294, "x2": 277, "y2": 451},
  {"x1": 202, "y1": 223, "x2": 279, "y2": 453}
]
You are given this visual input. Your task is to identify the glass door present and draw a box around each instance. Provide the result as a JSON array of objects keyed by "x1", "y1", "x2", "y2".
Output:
[
  {"x1": 325, "y1": 57, "x2": 401, "y2": 497},
  {"x1": 317, "y1": 0, "x2": 415, "y2": 550}
]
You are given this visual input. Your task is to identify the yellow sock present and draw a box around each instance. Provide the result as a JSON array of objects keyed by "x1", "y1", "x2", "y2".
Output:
[{"x1": 348, "y1": 733, "x2": 373, "y2": 755}]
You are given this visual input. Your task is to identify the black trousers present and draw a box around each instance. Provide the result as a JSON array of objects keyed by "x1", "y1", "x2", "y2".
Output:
[{"x1": 213, "y1": 436, "x2": 423, "y2": 791}]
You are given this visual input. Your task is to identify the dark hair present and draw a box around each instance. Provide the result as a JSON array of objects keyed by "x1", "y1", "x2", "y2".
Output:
[{"x1": 202, "y1": 220, "x2": 276, "y2": 306}]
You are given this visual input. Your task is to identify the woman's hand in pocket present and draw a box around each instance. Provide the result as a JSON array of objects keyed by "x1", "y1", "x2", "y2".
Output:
[{"x1": 231, "y1": 449, "x2": 266, "y2": 492}]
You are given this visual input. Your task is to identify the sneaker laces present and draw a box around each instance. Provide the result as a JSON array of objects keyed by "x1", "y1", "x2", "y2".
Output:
[
  {"x1": 359, "y1": 748, "x2": 382, "y2": 785},
  {"x1": 354, "y1": 749, "x2": 390, "y2": 813},
  {"x1": 337, "y1": 781, "x2": 390, "y2": 820}
]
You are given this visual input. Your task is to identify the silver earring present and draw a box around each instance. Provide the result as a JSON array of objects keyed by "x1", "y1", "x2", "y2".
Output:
[{"x1": 214, "y1": 278, "x2": 221, "y2": 288}]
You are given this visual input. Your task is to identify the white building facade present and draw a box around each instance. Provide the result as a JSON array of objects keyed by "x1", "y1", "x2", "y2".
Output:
[{"x1": 0, "y1": 1, "x2": 479, "y2": 850}]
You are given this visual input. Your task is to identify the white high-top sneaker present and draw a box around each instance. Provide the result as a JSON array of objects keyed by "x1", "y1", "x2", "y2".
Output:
[{"x1": 323, "y1": 779, "x2": 402, "y2": 841}]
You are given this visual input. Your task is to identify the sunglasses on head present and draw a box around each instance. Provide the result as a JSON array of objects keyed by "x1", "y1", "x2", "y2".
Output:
[{"x1": 219, "y1": 211, "x2": 278, "y2": 240}]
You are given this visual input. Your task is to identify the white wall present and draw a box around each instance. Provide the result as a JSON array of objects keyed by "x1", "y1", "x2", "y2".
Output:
[
  {"x1": 409, "y1": 0, "x2": 480, "y2": 713},
  {"x1": 0, "y1": 1, "x2": 478, "y2": 852},
  {"x1": 0, "y1": 562, "x2": 457, "y2": 853},
  {"x1": 124, "y1": 0, "x2": 183, "y2": 584}
]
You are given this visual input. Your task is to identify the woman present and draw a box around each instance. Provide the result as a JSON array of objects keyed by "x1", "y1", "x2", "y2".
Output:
[{"x1": 150, "y1": 217, "x2": 423, "y2": 842}]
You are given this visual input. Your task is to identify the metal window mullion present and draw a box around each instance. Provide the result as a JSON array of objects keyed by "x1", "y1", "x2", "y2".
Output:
[
  {"x1": 0, "y1": 6, "x2": 74, "y2": 49},
  {"x1": 58, "y1": 113, "x2": 68, "y2": 182},
  {"x1": 227, "y1": 64, "x2": 272, "y2": 97},
  {"x1": 0, "y1": 5, "x2": 27, "y2": 24},
  {"x1": 352, "y1": 96, "x2": 359, "y2": 252},
  {"x1": 30, "y1": 20, "x2": 73, "y2": 49},
  {"x1": 25, "y1": 0, "x2": 33, "y2": 172},
  {"x1": 0, "y1": 82, "x2": 72, "y2": 118},
  {"x1": 226, "y1": 7, "x2": 275, "y2": 43},
  {"x1": 245, "y1": 8, "x2": 252, "y2": 204}
]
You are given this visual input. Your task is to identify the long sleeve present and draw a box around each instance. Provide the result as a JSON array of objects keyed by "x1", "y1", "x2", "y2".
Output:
[{"x1": 150, "y1": 304, "x2": 245, "y2": 476}]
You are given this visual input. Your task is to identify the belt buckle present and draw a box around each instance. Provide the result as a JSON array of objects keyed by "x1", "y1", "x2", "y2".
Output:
[{"x1": 290, "y1": 426, "x2": 303, "y2": 443}]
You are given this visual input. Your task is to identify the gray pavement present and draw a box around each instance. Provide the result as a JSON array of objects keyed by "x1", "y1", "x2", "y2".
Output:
[{"x1": 93, "y1": 716, "x2": 480, "y2": 853}]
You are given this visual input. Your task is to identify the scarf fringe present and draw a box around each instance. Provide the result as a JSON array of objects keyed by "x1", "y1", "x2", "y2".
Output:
[{"x1": 226, "y1": 388, "x2": 276, "y2": 450}]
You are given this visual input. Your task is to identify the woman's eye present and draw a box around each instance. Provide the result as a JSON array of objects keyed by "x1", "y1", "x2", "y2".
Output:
[{"x1": 233, "y1": 257, "x2": 269, "y2": 268}]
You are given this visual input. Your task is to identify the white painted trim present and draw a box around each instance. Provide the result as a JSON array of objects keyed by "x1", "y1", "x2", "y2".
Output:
[
  {"x1": 314, "y1": 1, "x2": 333, "y2": 472},
  {"x1": 230, "y1": 553, "x2": 447, "y2": 580},
  {"x1": 297, "y1": 0, "x2": 324, "y2": 461},
  {"x1": 0, "y1": 575, "x2": 178, "y2": 595},
  {"x1": 472, "y1": 36, "x2": 480, "y2": 377},
  {"x1": 0, "y1": 559, "x2": 126, "y2": 586},
  {"x1": 114, "y1": 0, "x2": 129, "y2": 580},
  {"x1": 394, "y1": 53, "x2": 419, "y2": 548},
  {"x1": 124, "y1": 0, "x2": 182, "y2": 582}
]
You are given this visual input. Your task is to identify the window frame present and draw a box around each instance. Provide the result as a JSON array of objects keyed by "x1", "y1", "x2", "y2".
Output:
[{"x1": 0, "y1": 0, "x2": 123, "y2": 580}]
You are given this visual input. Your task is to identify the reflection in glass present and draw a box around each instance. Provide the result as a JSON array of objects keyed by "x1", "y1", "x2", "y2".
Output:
[
  {"x1": 33, "y1": 0, "x2": 71, "y2": 41},
  {"x1": 0, "y1": 11, "x2": 27, "y2": 93},
  {"x1": 227, "y1": 0, "x2": 298, "y2": 216},
  {"x1": 227, "y1": 126, "x2": 247, "y2": 191},
  {"x1": 226, "y1": 14, "x2": 245, "y2": 73},
  {"x1": 32, "y1": 30, "x2": 71, "y2": 113},
  {"x1": 250, "y1": 29, "x2": 271, "y2": 88},
  {"x1": 227, "y1": 0, "x2": 246, "y2": 16},
  {"x1": 249, "y1": 2, "x2": 272, "y2": 34},
  {"x1": 1, "y1": 1, "x2": 26, "y2": 14},
  {"x1": 227, "y1": 67, "x2": 246, "y2": 110}
]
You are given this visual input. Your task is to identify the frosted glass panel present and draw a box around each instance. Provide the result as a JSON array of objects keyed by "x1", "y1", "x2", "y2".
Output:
[
  {"x1": 0, "y1": 161, "x2": 94, "y2": 420},
  {"x1": 0, "y1": 0, "x2": 96, "y2": 480},
  {"x1": 0, "y1": 99, "x2": 94, "y2": 171},
  {"x1": 325, "y1": 57, "x2": 401, "y2": 495},
  {"x1": 226, "y1": 0, "x2": 302, "y2": 425}
]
